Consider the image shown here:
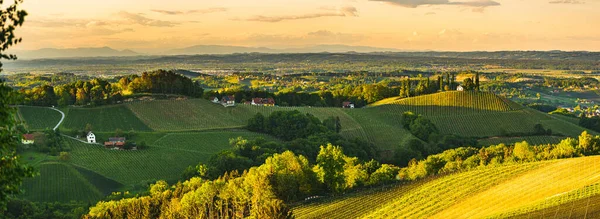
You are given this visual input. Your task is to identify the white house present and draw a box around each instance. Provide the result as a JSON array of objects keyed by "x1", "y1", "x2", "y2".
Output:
[
  {"x1": 211, "y1": 97, "x2": 219, "y2": 103},
  {"x1": 87, "y1": 131, "x2": 96, "y2": 143},
  {"x1": 456, "y1": 85, "x2": 464, "y2": 91}
]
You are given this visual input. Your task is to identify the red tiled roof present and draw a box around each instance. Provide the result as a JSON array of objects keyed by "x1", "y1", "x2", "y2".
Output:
[{"x1": 22, "y1": 134, "x2": 34, "y2": 140}]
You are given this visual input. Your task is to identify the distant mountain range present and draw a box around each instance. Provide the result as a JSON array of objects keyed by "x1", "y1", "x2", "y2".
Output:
[
  {"x1": 13, "y1": 47, "x2": 139, "y2": 59},
  {"x1": 13, "y1": 45, "x2": 405, "y2": 59}
]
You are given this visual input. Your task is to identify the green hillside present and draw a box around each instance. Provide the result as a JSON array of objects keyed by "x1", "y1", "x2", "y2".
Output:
[
  {"x1": 61, "y1": 105, "x2": 152, "y2": 132},
  {"x1": 17, "y1": 106, "x2": 62, "y2": 131},
  {"x1": 20, "y1": 162, "x2": 105, "y2": 203},
  {"x1": 65, "y1": 131, "x2": 271, "y2": 184},
  {"x1": 293, "y1": 156, "x2": 600, "y2": 219},
  {"x1": 368, "y1": 92, "x2": 591, "y2": 138}
]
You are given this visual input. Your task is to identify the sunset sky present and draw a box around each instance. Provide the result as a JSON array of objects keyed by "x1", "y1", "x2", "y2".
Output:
[{"x1": 14, "y1": 0, "x2": 600, "y2": 52}]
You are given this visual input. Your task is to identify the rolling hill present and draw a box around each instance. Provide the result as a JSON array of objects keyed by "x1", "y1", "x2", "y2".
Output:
[
  {"x1": 292, "y1": 156, "x2": 600, "y2": 218},
  {"x1": 368, "y1": 91, "x2": 593, "y2": 138}
]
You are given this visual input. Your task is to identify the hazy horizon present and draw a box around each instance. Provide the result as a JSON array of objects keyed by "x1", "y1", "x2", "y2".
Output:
[{"x1": 13, "y1": 0, "x2": 600, "y2": 52}]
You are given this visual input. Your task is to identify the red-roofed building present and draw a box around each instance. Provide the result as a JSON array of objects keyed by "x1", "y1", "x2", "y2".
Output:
[
  {"x1": 22, "y1": 134, "x2": 35, "y2": 144},
  {"x1": 252, "y1": 98, "x2": 276, "y2": 106},
  {"x1": 342, "y1": 101, "x2": 355, "y2": 109}
]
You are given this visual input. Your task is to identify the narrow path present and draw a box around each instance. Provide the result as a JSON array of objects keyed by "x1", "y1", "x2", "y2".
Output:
[
  {"x1": 48, "y1": 107, "x2": 65, "y2": 131},
  {"x1": 49, "y1": 107, "x2": 101, "y2": 145}
]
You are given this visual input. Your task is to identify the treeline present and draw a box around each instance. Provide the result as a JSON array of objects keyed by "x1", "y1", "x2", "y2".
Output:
[
  {"x1": 85, "y1": 145, "x2": 400, "y2": 219},
  {"x1": 395, "y1": 112, "x2": 478, "y2": 165},
  {"x1": 16, "y1": 70, "x2": 203, "y2": 107},
  {"x1": 398, "y1": 131, "x2": 599, "y2": 181},
  {"x1": 187, "y1": 111, "x2": 376, "y2": 179},
  {"x1": 543, "y1": 77, "x2": 599, "y2": 89},
  {"x1": 207, "y1": 75, "x2": 458, "y2": 107},
  {"x1": 5, "y1": 200, "x2": 87, "y2": 219}
]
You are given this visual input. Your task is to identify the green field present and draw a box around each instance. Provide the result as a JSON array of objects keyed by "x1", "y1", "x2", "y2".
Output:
[
  {"x1": 20, "y1": 162, "x2": 105, "y2": 203},
  {"x1": 61, "y1": 105, "x2": 152, "y2": 132},
  {"x1": 66, "y1": 131, "x2": 272, "y2": 185},
  {"x1": 293, "y1": 156, "x2": 600, "y2": 219},
  {"x1": 17, "y1": 106, "x2": 62, "y2": 131}
]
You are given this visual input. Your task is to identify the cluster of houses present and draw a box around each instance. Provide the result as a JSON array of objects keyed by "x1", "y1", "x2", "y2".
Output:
[
  {"x1": 211, "y1": 96, "x2": 277, "y2": 107},
  {"x1": 211, "y1": 96, "x2": 236, "y2": 107}
]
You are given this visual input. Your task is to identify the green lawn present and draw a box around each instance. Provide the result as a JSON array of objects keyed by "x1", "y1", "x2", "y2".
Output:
[
  {"x1": 61, "y1": 105, "x2": 152, "y2": 132},
  {"x1": 17, "y1": 106, "x2": 62, "y2": 131}
]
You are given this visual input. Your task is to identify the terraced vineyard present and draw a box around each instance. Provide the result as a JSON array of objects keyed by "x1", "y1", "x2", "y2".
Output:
[
  {"x1": 66, "y1": 131, "x2": 270, "y2": 184},
  {"x1": 292, "y1": 156, "x2": 600, "y2": 219},
  {"x1": 368, "y1": 92, "x2": 590, "y2": 138},
  {"x1": 370, "y1": 91, "x2": 522, "y2": 113},
  {"x1": 127, "y1": 99, "x2": 245, "y2": 131},
  {"x1": 20, "y1": 162, "x2": 105, "y2": 202},
  {"x1": 503, "y1": 194, "x2": 600, "y2": 218},
  {"x1": 17, "y1": 106, "x2": 62, "y2": 130},
  {"x1": 61, "y1": 105, "x2": 152, "y2": 132},
  {"x1": 492, "y1": 184, "x2": 600, "y2": 218}
]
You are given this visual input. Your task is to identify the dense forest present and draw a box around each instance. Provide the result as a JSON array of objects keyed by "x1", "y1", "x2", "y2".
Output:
[{"x1": 15, "y1": 70, "x2": 203, "y2": 106}]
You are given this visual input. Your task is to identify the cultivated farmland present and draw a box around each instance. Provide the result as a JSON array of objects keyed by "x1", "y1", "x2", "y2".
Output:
[
  {"x1": 368, "y1": 92, "x2": 590, "y2": 138},
  {"x1": 61, "y1": 105, "x2": 152, "y2": 132},
  {"x1": 20, "y1": 162, "x2": 104, "y2": 203},
  {"x1": 65, "y1": 131, "x2": 272, "y2": 184},
  {"x1": 292, "y1": 156, "x2": 600, "y2": 219},
  {"x1": 17, "y1": 106, "x2": 62, "y2": 131}
]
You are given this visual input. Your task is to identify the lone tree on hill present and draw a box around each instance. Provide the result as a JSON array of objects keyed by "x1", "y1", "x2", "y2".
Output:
[{"x1": 0, "y1": 0, "x2": 35, "y2": 212}]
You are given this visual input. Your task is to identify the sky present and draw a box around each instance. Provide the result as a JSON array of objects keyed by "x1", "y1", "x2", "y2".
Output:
[{"x1": 12, "y1": 0, "x2": 600, "y2": 52}]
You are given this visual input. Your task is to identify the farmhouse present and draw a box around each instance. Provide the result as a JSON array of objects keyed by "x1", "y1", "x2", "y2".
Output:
[
  {"x1": 457, "y1": 85, "x2": 465, "y2": 91},
  {"x1": 104, "y1": 137, "x2": 126, "y2": 148},
  {"x1": 22, "y1": 134, "x2": 35, "y2": 144},
  {"x1": 251, "y1": 98, "x2": 276, "y2": 106},
  {"x1": 221, "y1": 96, "x2": 235, "y2": 107},
  {"x1": 211, "y1": 96, "x2": 219, "y2": 103},
  {"x1": 87, "y1": 132, "x2": 96, "y2": 143},
  {"x1": 342, "y1": 101, "x2": 355, "y2": 109}
]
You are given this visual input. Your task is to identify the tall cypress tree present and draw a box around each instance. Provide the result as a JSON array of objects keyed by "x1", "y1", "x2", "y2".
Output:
[
  {"x1": 437, "y1": 75, "x2": 442, "y2": 92},
  {"x1": 475, "y1": 72, "x2": 480, "y2": 92}
]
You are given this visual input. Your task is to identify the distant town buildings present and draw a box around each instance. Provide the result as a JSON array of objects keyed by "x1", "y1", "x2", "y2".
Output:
[
  {"x1": 342, "y1": 101, "x2": 355, "y2": 109},
  {"x1": 251, "y1": 98, "x2": 276, "y2": 106},
  {"x1": 221, "y1": 96, "x2": 235, "y2": 107}
]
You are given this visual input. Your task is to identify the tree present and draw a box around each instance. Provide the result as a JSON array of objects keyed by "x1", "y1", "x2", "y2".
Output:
[
  {"x1": 578, "y1": 131, "x2": 597, "y2": 155},
  {"x1": 0, "y1": 0, "x2": 34, "y2": 211},
  {"x1": 475, "y1": 72, "x2": 480, "y2": 91},
  {"x1": 313, "y1": 144, "x2": 347, "y2": 193},
  {"x1": 85, "y1": 123, "x2": 93, "y2": 133},
  {"x1": 513, "y1": 141, "x2": 534, "y2": 162},
  {"x1": 462, "y1": 78, "x2": 475, "y2": 91},
  {"x1": 59, "y1": 152, "x2": 70, "y2": 161}
]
